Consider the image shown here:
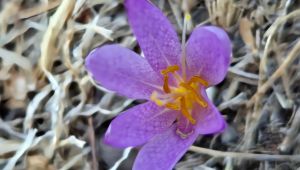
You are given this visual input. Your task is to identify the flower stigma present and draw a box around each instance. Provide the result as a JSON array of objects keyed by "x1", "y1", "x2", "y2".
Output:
[{"x1": 150, "y1": 65, "x2": 208, "y2": 125}]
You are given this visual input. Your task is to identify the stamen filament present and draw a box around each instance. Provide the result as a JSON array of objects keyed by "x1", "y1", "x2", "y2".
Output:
[
  {"x1": 180, "y1": 97, "x2": 196, "y2": 124},
  {"x1": 165, "y1": 103, "x2": 180, "y2": 110},
  {"x1": 180, "y1": 83, "x2": 207, "y2": 107},
  {"x1": 150, "y1": 92, "x2": 164, "y2": 106},
  {"x1": 151, "y1": 91, "x2": 179, "y2": 106},
  {"x1": 194, "y1": 95, "x2": 208, "y2": 108}
]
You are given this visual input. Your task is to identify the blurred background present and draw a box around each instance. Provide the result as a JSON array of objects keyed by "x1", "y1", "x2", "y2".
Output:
[{"x1": 0, "y1": 0, "x2": 300, "y2": 169}]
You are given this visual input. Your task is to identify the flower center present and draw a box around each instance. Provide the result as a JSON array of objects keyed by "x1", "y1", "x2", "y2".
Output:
[{"x1": 150, "y1": 65, "x2": 208, "y2": 124}]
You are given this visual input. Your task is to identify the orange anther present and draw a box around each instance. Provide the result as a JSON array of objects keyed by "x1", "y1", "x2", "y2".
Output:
[
  {"x1": 188, "y1": 76, "x2": 209, "y2": 87},
  {"x1": 161, "y1": 65, "x2": 179, "y2": 75},
  {"x1": 163, "y1": 75, "x2": 171, "y2": 93}
]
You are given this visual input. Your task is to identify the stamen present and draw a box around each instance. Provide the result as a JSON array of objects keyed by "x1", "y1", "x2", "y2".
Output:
[
  {"x1": 188, "y1": 76, "x2": 209, "y2": 87},
  {"x1": 194, "y1": 95, "x2": 208, "y2": 108},
  {"x1": 150, "y1": 91, "x2": 164, "y2": 106},
  {"x1": 165, "y1": 103, "x2": 180, "y2": 110},
  {"x1": 180, "y1": 97, "x2": 196, "y2": 124},
  {"x1": 161, "y1": 65, "x2": 179, "y2": 75},
  {"x1": 161, "y1": 65, "x2": 180, "y2": 93},
  {"x1": 180, "y1": 83, "x2": 207, "y2": 107},
  {"x1": 153, "y1": 65, "x2": 210, "y2": 126},
  {"x1": 163, "y1": 75, "x2": 171, "y2": 93}
]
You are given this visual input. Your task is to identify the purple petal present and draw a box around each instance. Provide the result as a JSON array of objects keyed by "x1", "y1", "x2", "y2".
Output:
[
  {"x1": 194, "y1": 104, "x2": 226, "y2": 134},
  {"x1": 133, "y1": 125, "x2": 198, "y2": 170},
  {"x1": 85, "y1": 44, "x2": 162, "y2": 99},
  {"x1": 175, "y1": 102, "x2": 226, "y2": 135},
  {"x1": 104, "y1": 102, "x2": 178, "y2": 148},
  {"x1": 203, "y1": 26, "x2": 231, "y2": 56},
  {"x1": 186, "y1": 26, "x2": 231, "y2": 85},
  {"x1": 193, "y1": 89, "x2": 227, "y2": 134},
  {"x1": 125, "y1": 0, "x2": 181, "y2": 73}
]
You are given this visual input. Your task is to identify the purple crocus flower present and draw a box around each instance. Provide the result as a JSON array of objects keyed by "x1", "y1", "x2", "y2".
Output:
[{"x1": 85, "y1": 0, "x2": 231, "y2": 169}]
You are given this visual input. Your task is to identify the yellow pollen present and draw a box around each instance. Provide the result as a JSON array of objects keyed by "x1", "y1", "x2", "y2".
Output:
[{"x1": 151, "y1": 65, "x2": 209, "y2": 124}]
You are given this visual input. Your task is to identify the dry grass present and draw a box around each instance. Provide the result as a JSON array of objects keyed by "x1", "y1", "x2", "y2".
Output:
[{"x1": 0, "y1": 0, "x2": 300, "y2": 169}]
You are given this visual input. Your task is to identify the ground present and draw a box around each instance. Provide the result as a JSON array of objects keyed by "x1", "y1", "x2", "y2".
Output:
[{"x1": 0, "y1": 0, "x2": 300, "y2": 169}]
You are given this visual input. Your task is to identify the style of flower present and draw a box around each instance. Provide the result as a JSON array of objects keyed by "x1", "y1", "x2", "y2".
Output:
[{"x1": 85, "y1": 0, "x2": 231, "y2": 169}]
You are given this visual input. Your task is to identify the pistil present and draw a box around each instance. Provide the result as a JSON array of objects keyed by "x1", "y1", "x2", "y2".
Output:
[{"x1": 180, "y1": 13, "x2": 191, "y2": 80}]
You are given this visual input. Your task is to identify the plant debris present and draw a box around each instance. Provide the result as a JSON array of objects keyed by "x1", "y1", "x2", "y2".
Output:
[{"x1": 0, "y1": 0, "x2": 300, "y2": 169}]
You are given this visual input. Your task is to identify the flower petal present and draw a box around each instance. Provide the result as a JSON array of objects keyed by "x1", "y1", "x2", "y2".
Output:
[
  {"x1": 186, "y1": 26, "x2": 231, "y2": 85},
  {"x1": 125, "y1": 0, "x2": 181, "y2": 73},
  {"x1": 133, "y1": 125, "x2": 198, "y2": 170},
  {"x1": 85, "y1": 44, "x2": 162, "y2": 99},
  {"x1": 194, "y1": 104, "x2": 226, "y2": 135},
  {"x1": 193, "y1": 89, "x2": 227, "y2": 134},
  {"x1": 203, "y1": 26, "x2": 231, "y2": 56},
  {"x1": 104, "y1": 102, "x2": 178, "y2": 148}
]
